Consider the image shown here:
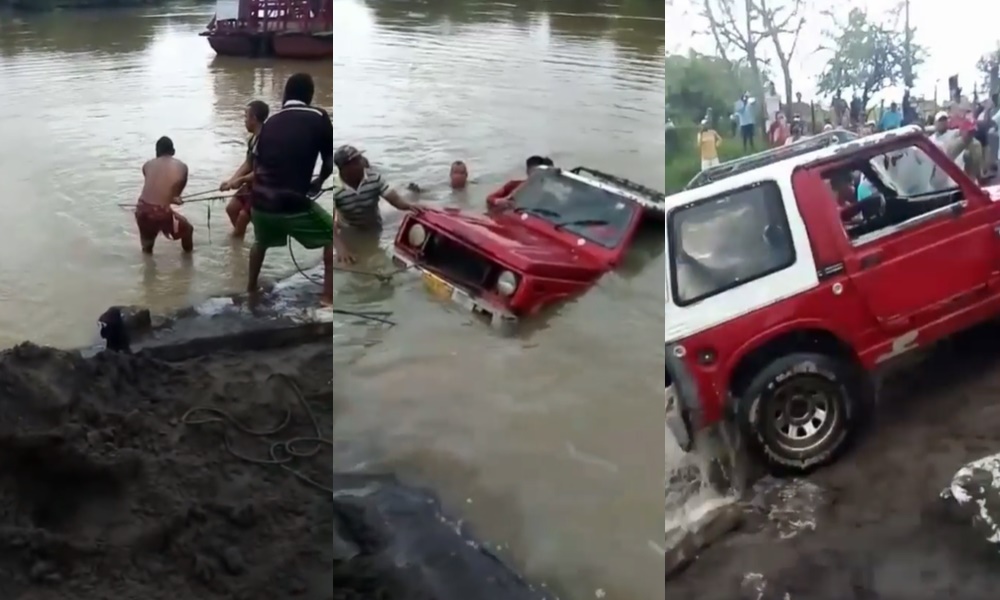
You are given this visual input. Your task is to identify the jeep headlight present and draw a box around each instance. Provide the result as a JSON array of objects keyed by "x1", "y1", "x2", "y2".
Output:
[
  {"x1": 496, "y1": 271, "x2": 518, "y2": 296},
  {"x1": 407, "y1": 223, "x2": 427, "y2": 246}
]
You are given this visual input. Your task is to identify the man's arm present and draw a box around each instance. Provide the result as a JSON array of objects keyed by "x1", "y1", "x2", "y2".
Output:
[
  {"x1": 382, "y1": 182, "x2": 418, "y2": 211},
  {"x1": 485, "y1": 180, "x2": 521, "y2": 208}
]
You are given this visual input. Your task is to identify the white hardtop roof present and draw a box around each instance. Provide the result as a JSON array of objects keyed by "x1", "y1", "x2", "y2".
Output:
[{"x1": 664, "y1": 125, "x2": 926, "y2": 212}]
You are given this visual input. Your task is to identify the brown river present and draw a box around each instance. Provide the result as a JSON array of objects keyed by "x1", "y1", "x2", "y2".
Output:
[{"x1": 0, "y1": 1, "x2": 665, "y2": 598}]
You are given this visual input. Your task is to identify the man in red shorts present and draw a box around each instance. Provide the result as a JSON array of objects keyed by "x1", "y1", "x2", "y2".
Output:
[
  {"x1": 220, "y1": 100, "x2": 270, "y2": 238},
  {"x1": 134, "y1": 136, "x2": 193, "y2": 254}
]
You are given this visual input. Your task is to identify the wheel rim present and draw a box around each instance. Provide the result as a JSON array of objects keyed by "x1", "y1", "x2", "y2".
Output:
[{"x1": 766, "y1": 376, "x2": 841, "y2": 453}]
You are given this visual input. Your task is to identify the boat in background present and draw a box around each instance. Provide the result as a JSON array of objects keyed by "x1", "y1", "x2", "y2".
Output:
[{"x1": 200, "y1": 0, "x2": 332, "y2": 59}]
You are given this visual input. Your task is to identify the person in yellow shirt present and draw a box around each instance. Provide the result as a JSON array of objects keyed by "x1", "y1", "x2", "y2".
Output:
[{"x1": 697, "y1": 120, "x2": 722, "y2": 171}]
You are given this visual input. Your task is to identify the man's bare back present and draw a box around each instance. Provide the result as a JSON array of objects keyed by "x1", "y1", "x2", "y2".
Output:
[
  {"x1": 141, "y1": 156, "x2": 189, "y2": 206},
  {"x1": 134, "y1": 136, "x2": 194, "y2": 253}
]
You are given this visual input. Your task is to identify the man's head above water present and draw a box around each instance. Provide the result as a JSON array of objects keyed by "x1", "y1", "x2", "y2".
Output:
[
  {"x1": 155, "y1": 136, "x2": 175, "y2": 158},
  {"x1": 450, "y1": 160, "x2": 469, "y2": 190},
  {"x1": 525, "y1": 155, "x2": 553, "y2": 176}
]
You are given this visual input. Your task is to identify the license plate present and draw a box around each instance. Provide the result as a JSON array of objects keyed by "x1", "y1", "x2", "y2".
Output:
[{"x1": 422, "y1": 271, "x2": 454, "y2": 301}]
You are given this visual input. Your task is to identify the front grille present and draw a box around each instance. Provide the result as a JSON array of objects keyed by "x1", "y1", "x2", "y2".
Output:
[{"x1": 422, "y1": 233, "x2": 496, "y2": 289}]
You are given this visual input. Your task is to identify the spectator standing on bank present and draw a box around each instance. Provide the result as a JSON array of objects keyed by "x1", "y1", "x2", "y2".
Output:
[{"x1": 736, "y1": 94, "x2": 756, "y2": 151}]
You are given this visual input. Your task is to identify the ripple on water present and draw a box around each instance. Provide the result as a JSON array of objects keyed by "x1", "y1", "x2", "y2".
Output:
[{"x1": 333, "y1": 1, "x2": 665, "y2": 599}]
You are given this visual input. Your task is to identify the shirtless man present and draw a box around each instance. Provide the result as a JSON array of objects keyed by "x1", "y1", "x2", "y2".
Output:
[{"x1": 135, "y1": 136, "x2": 193, "y2": 253}]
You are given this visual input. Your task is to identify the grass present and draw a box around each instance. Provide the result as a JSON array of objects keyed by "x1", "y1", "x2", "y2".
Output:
[{"x1": 665, "y1": 125, "x2": 757, "y2": 194}]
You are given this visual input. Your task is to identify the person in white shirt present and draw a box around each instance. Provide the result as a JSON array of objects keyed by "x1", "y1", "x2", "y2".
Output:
[{"x1": 764, "y1": 82, "x2": 781, "y2": 131}]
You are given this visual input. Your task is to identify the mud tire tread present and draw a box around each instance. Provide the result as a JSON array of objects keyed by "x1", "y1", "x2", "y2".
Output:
[{"x1": 735, "y1": 351, "x2": 872, "y2": 475}]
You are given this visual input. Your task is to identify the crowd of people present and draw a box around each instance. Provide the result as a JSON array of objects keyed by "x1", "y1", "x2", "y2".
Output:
[{"x1": 694, "y1": 80, "x2": 1000, "y2": 184}]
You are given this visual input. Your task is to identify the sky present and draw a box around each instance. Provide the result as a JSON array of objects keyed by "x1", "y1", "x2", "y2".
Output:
[{"x1": 666, "y1": 0, "x2": 1000, "y2": 104}]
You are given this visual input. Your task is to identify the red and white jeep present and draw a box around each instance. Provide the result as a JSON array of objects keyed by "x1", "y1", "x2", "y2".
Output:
[{"x1": 665, "y1": 125, "x2": 1000, "y2": 473}]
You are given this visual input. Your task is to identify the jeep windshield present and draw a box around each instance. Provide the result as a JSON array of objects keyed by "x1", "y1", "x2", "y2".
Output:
[{"x1": 510, "y1": 169, "x2": 638, "y2": 248}]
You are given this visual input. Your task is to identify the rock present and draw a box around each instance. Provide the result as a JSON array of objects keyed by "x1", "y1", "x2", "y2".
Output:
[
  {"x1": 940, "y1": 453, "x2": 1000, "y2": 545},
  {"x1": 117, "y1": 306, "x2": 153, "y2": 333},
  {"x1": 220, "y1": 546, "x2": 246, "y2": 575},
  {"x1": 28, "y1": 560, "x2": 57, "y2": 582},
  {"x1": 665, "y1": 501, "x2": 743, "y2": 580}
]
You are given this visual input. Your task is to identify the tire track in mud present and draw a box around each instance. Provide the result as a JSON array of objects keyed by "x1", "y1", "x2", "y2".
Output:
[{"x1": 668, "y1": 323, "x2": 1000, "y2": 599}]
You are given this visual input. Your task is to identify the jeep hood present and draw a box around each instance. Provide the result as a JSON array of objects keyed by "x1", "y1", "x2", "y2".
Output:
[{"x1": 419, "y1": 210, "x2": 605, "y2": 279}]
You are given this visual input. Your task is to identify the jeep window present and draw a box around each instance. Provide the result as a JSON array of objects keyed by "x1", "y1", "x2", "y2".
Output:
[
  {"x1": 511, "y1": 170, "x2": 639, "y2": 248},
  {"x1": 823, "y1": 143, "x2": 965, "y2": 245},
  {"x1": 668, "y1": 181, "x2": 795, "y2": 306}
]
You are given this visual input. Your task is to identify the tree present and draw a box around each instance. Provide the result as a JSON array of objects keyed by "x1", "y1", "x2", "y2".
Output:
[
  {"x1": 697, "y1": 0, "x2": 811, "y2": 123},
  {"x1": 666, "y1": 52, "x2": 757, "y2": 126},
  {"x1": 975, "y1": 44, "x2": 1000, "y2": 98},
  {"x1": 697, "y1": 0, "x2": 768, "y2": 119},
  {"x1": 816, "y1": 8, "x2": 925, "y2": 111},
  {"x1": 755, "y1": 0, "x2": 806, "y2": 119}
]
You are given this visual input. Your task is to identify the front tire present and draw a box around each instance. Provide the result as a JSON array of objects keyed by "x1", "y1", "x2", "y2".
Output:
[{"x1": 735, "y1": 352, "x2": 871, "y2": 474}]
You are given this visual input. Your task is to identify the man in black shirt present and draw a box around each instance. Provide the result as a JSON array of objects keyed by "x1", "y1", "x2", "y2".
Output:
[{"x1": 248, "y1": 73, "x2": 341, "y2": 306}]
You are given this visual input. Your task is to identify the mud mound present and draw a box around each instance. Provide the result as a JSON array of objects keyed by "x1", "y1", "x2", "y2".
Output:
[
  {"x1": 667, "y1": 324, "x2": 1000, "y2": 600},
  {"x1": 0, "y1": 341, "x2": 334, "y2": 600}
]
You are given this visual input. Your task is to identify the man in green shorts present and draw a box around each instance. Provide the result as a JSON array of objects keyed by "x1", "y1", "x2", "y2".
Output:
[{"x1": 247, "y1": 73, "x2": 343, "y2": 306}]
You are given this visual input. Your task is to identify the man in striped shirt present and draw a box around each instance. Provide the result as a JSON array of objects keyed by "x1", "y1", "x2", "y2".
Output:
[{"x1": 332, "y1": 145, "x2": 421, "y2": 249}]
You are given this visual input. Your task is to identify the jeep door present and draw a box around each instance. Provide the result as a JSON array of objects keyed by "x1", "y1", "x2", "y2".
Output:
[{"x1": 825, "y1": 145, "x2": 994, "y2": 334}]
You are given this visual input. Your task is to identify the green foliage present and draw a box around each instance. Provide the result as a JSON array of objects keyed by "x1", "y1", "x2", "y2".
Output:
[
  {"x1": 666, "y1": 52, "x2": 757, "y2": 128},
  {"x1": 816, "y1": 8, "x2": 925, "y2": 108},
  {"x1": 665, "y1": 124, "x2": 755, "y2": 194}
]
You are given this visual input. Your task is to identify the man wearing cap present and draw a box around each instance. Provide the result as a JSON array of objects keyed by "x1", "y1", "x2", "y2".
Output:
[
  {"x1": 332, "y1": 145, "x2": 420, "y2": 247},
  {"x1": 247, "y1": 72, "x2": 340, "y2": 306}
]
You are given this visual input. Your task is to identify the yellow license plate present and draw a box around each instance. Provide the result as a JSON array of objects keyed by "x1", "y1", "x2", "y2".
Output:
[{"x1": 422, "y1": 271, "x2": 454, "y2": 301}]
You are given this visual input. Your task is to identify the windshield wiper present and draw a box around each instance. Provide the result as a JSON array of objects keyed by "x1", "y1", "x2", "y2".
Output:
[
  {"x1": 515, "y1": 206, "x2": 562, "y2": 218},
  {"x1": 553, "y1": 218, "x2": 611, "y2": 231}
]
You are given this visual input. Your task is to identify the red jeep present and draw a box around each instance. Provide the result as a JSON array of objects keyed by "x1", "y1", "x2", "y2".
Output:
[
  {"x1": 665, "y1": 125, "x2": 1000, "y2": 473},
  {"x1": 392, "y1": 166, "x2": 663, "y2": 326}
]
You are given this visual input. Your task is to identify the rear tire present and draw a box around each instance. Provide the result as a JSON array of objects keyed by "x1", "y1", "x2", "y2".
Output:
[{"x1": 735, "y1": 352, "x2": 871, "y2": 474}]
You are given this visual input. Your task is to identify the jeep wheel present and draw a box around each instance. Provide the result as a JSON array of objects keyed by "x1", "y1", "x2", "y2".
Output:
[{"x1": 736, "y1": 352, "x2": 871, "y2": 474}]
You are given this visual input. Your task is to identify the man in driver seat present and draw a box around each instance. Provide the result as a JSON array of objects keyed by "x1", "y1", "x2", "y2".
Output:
[{"x1": 829, "y1": 171, "x2": 868, "y2": 223}]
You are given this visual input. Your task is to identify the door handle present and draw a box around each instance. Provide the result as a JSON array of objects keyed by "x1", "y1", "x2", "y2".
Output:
[{"x1": 859, "y1": 252, "x2": 883, "y2": 270}]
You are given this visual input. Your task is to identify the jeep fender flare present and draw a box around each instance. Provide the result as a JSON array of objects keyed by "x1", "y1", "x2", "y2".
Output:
[{"x1": 721, "y1": 318, "x2": 864, "y2": 412}]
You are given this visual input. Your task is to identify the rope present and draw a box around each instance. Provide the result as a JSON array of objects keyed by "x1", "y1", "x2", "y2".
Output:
[{"x1": 180, "y1": 373, "x2": 332, "y2": 494}]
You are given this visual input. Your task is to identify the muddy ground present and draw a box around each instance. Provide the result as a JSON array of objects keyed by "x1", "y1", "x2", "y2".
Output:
[
  {"x1": 667, "y1": 323, "x2": 1000, "y2": 600},
  {"x1": 0, "y1": 338, "x2": 334, "y2": 600}
]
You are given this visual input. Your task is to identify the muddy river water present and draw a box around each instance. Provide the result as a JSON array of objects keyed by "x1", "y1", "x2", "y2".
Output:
[
  {"x1": 0, "y1": 3, "x2": 332, "y2": 348},
  {"x1": 332, "y1": 1, "x2": 665, "y2": 598},
  {"x1": 1, "y1": 0, "x2": 665, "y2": 597}
]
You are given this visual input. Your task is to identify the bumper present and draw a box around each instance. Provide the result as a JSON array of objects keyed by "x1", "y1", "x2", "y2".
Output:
[
  {"x1": 392, "y1": 251, "x2": 517, "y2": 326},
  {"x1": 665, "y1": 343, "x2": 701, "y2": 452}
]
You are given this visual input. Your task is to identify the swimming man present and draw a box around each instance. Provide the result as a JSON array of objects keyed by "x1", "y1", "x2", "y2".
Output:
[
  {"x1": 135, "y1": 136, "x2": 193, "y2": 254},
  {"x1": 486, "y1": 155, "x2": 552, "y2": 210}
]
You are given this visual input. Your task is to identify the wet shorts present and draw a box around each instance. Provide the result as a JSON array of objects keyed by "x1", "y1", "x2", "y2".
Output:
[
  {"x1": 251, "y1": 202, "x2": 333, "y2": 249},
  {"x1": 134, "y1": 201, "x2": 190, "y2": 240}
]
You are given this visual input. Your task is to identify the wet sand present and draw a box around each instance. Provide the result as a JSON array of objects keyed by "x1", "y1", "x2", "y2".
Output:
[
  {"x1": 0, "y1": 338, "x2": 334, "y2": 599},
  {"x1": 668, "y1": 323, "x2": 1000, "y2": 600}
]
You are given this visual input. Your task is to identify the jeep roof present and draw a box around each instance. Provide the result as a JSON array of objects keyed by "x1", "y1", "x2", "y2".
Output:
[
  {"x1": 683, "y1": 129, "x2": 859, "y2": 191},
  {"x1": 568, "y1": 166, "x2": 666, "y2": 215}
]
